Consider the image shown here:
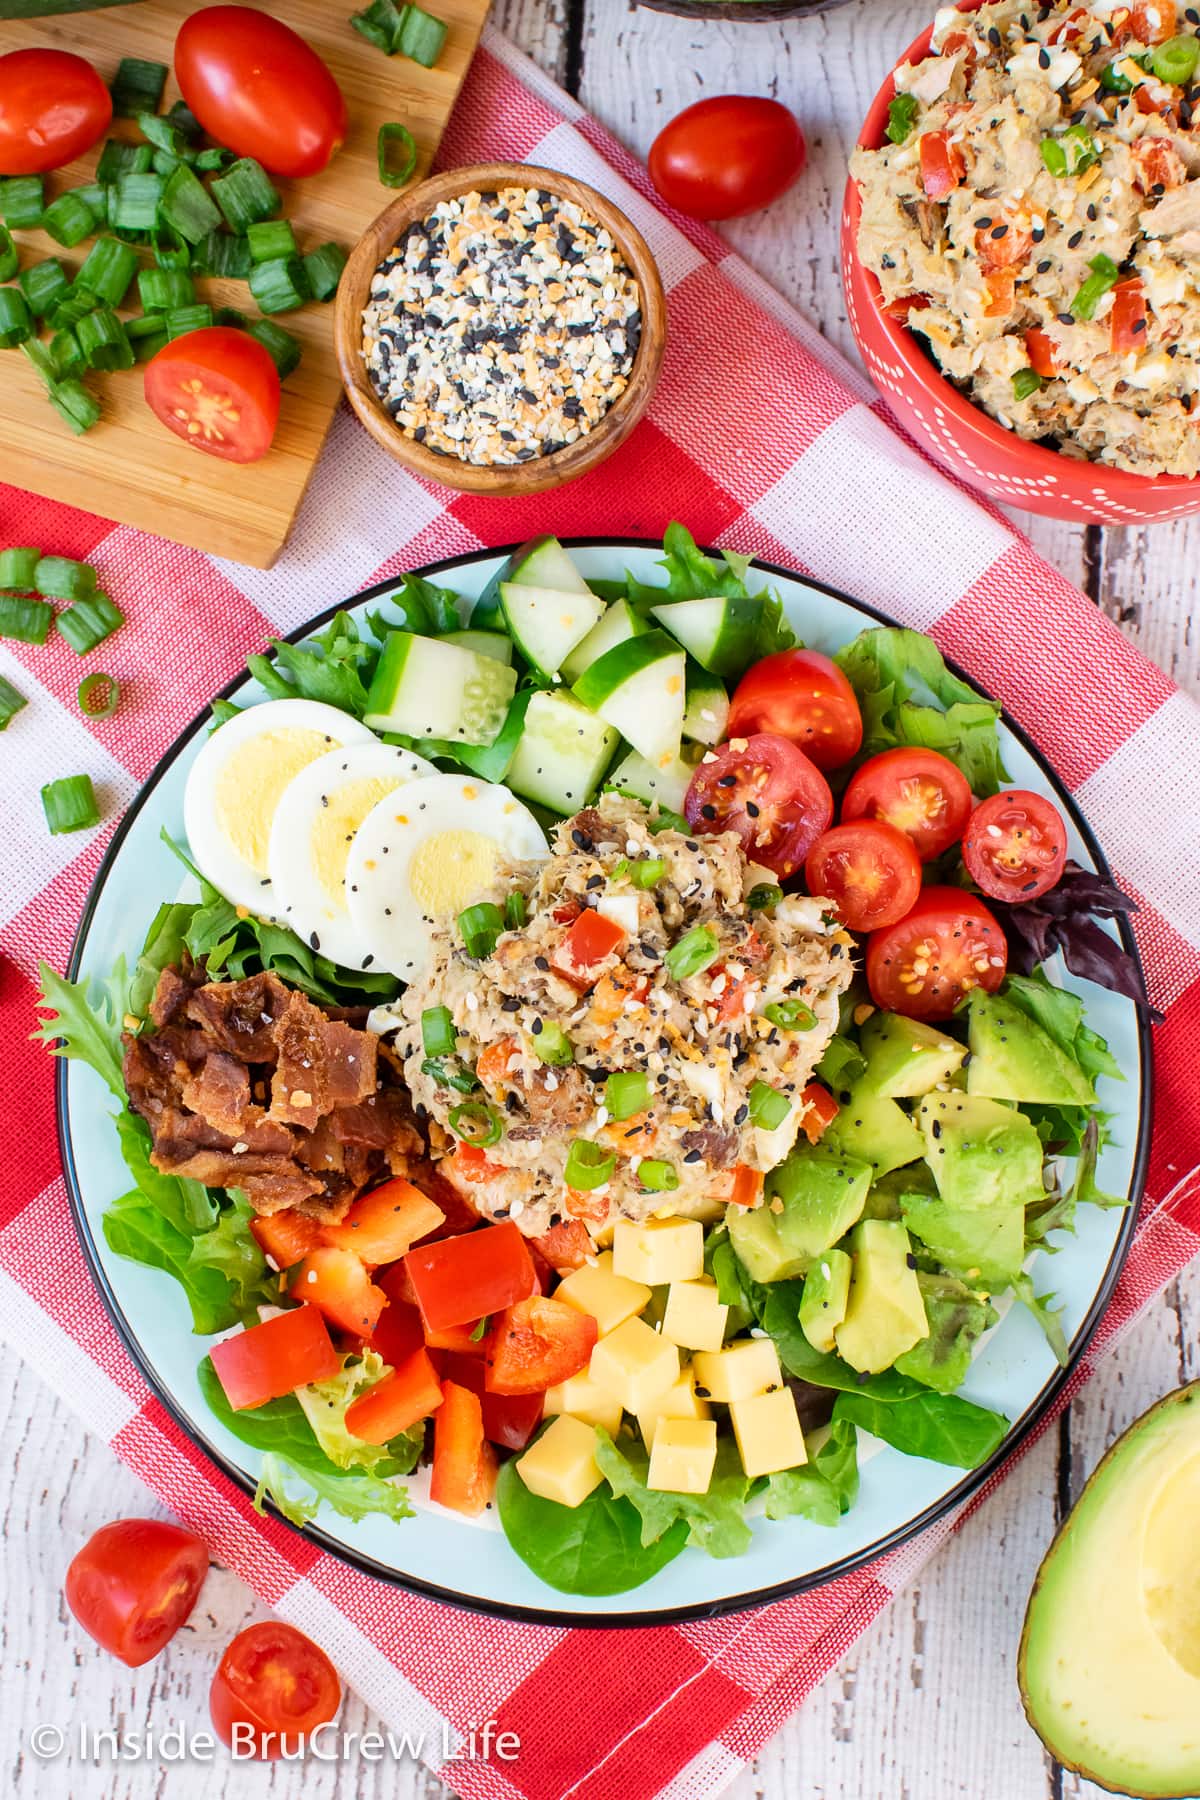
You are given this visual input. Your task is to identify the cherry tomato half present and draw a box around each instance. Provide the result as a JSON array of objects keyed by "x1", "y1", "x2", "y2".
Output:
[
  {"x1": 841, "y1": 747, "x2": 973, "y2": 863},
  {"x1": 0, "y1": 49, "x2": 112, "y2": 176},
  {"x1": 144, "y1": 328, "x2": 281, "y2": 463},
  {"x1": 727, "y1": 649, "x2": 863, "y2": 771},
  {"x1": 805, "y1": 819, "x2": 922, "y2": 932},
  {"x1": 962, "y1": 788, "x2": 1068, "y2": 903},
  {"x1": 648, "y1": 96, "x2": 806, "y2": 221},
  {"x1": 866, "y1": 887, "x2": 1007, "y2": 1021},
  {"x1": 175, "y1": 6, "x2": 347, "y2": 179},
  {"x1": 685, "y1": 732, "x2": 832, "y2": 879},
  {"x1": 65, "y1": 1519, "x2": 208, "y2": 1667},
  {"x1": 210, "y1": 1621, "x2": 341, "y2": 1759}
]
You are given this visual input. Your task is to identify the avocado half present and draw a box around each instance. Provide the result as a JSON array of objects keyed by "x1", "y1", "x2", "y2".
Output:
[{"x1": 1018, "y1": 1383, "x2": 1200, "y2": 1797}]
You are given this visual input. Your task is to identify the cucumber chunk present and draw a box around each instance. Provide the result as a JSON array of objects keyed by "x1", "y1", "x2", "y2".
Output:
[
  {"x1": 607, "y1": 743, "x2": 701, "y2": 814},
  {"x1": 441, "y1": 628, "x2": 514, "y2": 666},
  {"x1": 506, "y1": 690, "x2": 619, "y2": 815},
  {"x1": 364, "y1": 631, "x2": 516, "y2": 745},
  {"x1": 682, "y1": 660, "x2": 730, "y2": 745},
  {"x1": 471, "y1": 533, "x2": 592, "y2": 632},
  {"x1": 500, "y1": 582, "x2": 606, "y2": 680},
  {"x1": 651, "y1": 593, "x2": 762, "y2": 678},
  {"x1": 561, "y1": 597, "x2": 647, "y2": 683},
  {"x1": 572, "y1": 630, "x2": 686, "y2": 769}
]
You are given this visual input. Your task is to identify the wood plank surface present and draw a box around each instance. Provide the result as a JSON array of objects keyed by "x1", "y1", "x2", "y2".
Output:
[{"x1": 0, "y1": 0, "x2": 491, "y2": 566}]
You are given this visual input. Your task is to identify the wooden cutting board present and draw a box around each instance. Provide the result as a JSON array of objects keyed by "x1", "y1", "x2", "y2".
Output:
[{"x1": 1, "y1": 0, "x2": 491, "y2": 566}]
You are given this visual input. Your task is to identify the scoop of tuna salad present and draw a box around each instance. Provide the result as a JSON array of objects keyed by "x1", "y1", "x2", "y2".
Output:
[
  {"x1": 851, "y1": 0, "x2": 1200, "y2": 476},
  {"x1": 393, "y1": 794, "x2": 855, "y2": 1238}
]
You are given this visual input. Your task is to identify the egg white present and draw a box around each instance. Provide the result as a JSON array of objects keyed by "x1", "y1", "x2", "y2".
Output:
[
  {"x1": 183, "y1": 698, "x2": 374, "y2": 915},
  {"x1": 267, "y1": 741, "x2": 436, "y2": 970},
  {"x1": 345, "y1": 773, "x2": 549, "y2": 981}
]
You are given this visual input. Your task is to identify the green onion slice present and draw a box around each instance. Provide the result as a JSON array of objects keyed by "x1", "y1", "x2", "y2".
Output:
[
  {"x1": 627, "y1": 857, "x2": 665, "y2": 889},
  {"x1": 1071, "y1": 253, "x2": 1121, "y2": 322},
  {"x1": 160, "y1": 163, "x2": 222, "y2": 245},
  {"x1": 564, "y1": 1138, "x2": 616, "y2": 1191},
  {"x1": 0, "y1": 593, "x2": 53, "y2": 644},
  {"x1": 504, "y1": 890, "x2": 528, "y2": 931},
  {"x1": 48, "y1": 330, "x2": 84, "y2": 379},
  {"x1": 248, "y1": 255, "x2": 310, "y2": 314},
  {"x1": 748, "y1": 1081, "x2": 791, "y2": 1131},
  {"x1": 110, "y1": 56, "x2": 168, "y2": 117},
  {"x1": 113, "y1": 170, "x2": 163, "y2": 232},
  {"x1": 210, "y1": 157, "x2": 280, "y2": 233},
  {"x1": 136, "y1": 110, "x2": 193, "y2": 159},
  {"x1": 746, "y1": 882, "x2": 783, "y2": 913},
  {"x1": 77, "y1": 236, "x2": 139, "y2": 308},
  {"x1": 459, "y1": 901, "x2": 505, "y2": 959},
  {"x1": 647, "y1": 806, "x2": 688, "y2": 835},
  {"x1": 530, "y1": 1020, "x2": 574, "y2": 1066},
  {"x1": 0, "y1": 175, "x2": 44, "y2": 229},
  {"x1": 637, "y1": 1158, "x2": 679, "y2": 1192},
  {"x1": 34, "y1": 555, "x2": 96, "y2": 601},
  {"x1": 76, "y1": 307, "x2": 134, "y2": 373},
  {"x1": 0, "y1": 547, "x2": 40, "y2": 589},
  {"x1": 665, "y1": 923, "x2": 720, "y2": 982},
  {"x1": 421, "y1": 1004, "x2": 457, "y2": 1057},
  {"x1": 164, "y1": 303, "x2": 215, "y2": 340},
  {"x1": 469, "y1": 1314, "x2": 489, "y2": 1342},
  {"x1": 421, "y1": 1056, "x2": 479, "y2": 1094},
  {"x1": 48, "y1": 378, "x2": 102, "y2": 435},
  {"x1": 604, "y1": 1070, "x2": 650, "y2": 1121},
  {"x1": 0, "y1": 673, "x2": 26, "y2": 731},
  {"x1": 96, "y1": 139, "x2": 152, "y2": 184},
  {"x1": 42, "y1": 773, "x2": 100, "y2": 835},
  {"x1": 886, "y1": 93, "x2": 919, "y2": 144},
  {"x1": 1150, "y1": 33, "x2": 1200, "y2": 83},
  {"x1": 448, "y1": 1097, "x2": 503, "y2": 1147},
  {"x1": 303, "y1": 240, "x2": 347, "y2": 302},
  {"x1": 247, "y1": 218, "x2": 298, "y2": 264},
  {"x1": 77, "y1": 671, "x2": 121, "y2": 719},
  {"x1": 40, "y1": 191, "x2": 96, "y2": 248},
  {"x1": 351, "y1": 0, "x2": 407, "y2": 50},
  {"x1": 247, "y1": 318, "x2": 302, "y2": 379},
  {"x1": 1011, "y1": 368, "x2": 1044, "y2": 401},
  {"x1": 139, "y1": 267, "x2": 196, "y2": 312},
  {"x1": 192, "y1": 229, "x2": 253, "y2": 280},
  {"x1": 378, "y1": 121, "x2": 418, "y2": 188},
  {"x1": 56, "y1": 591, "x2": 124, "y2": 655},
  {"x1": 763, "y1": 997, "x2": 817, "y2": 1032},
  {"x1": 0, "y1": 288, "x2": 33, "y2": 349},
  {"x1": 19, "y1": 259, "x2": 71, "y2": 318},
  {"x1": 0, "y1": 224, "x2": 15, "y2": 283},
  {"x1": 397, "y1": 4, "x2": 448, "y2": 66}
]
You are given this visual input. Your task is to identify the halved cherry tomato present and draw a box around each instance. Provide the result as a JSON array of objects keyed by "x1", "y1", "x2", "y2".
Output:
[
  {"x1": 442, "y1": 1353, "x2": 544, "y2": 1451},
  {"x1": 320, "y1": 1178, "x2": 444, "y2": 1266},
  {"x1": 1109, "y1": 278, "x2": 1148, "y2": 354},
  {"x1": 866, "y1": 887, "x2": 1007, "y2": 1021},
  {"x1": 727, "y1": 649, "x2": 863, "y2": 771},
  {"x1": 647, "y1": 95, "x2": 806, "y2": 221},
  {"x1": 805, "y1": 818, "x2": 922, "y2": 932},
  {"x1": 144, "y1": 328, "x2": 280, "y2": 464},
  {"x1": 250, "y1": 1209, "x2": 323, "y2": 1271},
  {"x1": 210, "y1": 1621, "x2": 340, "y2": 1759},
  {"x1": 685, "y1": 732, "x2": 833, "y2": 879},
  {"x1": 65, "y1": 1519, "x2": 208, "y2": 1667},
  {"x1": 841, "y1": 747, "x2": 973, "y2": 863},
  {"x1": 292, "y1": 1247, "x2": 386, "y2": 1338},
  {"x1": 0, "y1": 48, "x2": 112, "y2": 176},
  {"x1": 551, "y1": 909, "x2": 627, "y2": 991},
  {"x1": 799, "y1": 1082, "x2": 840, "y2": 1143},
  {"x1": 344, "y1": 1348, "x2": 444, "y2": 1445},
  {"x1": 919, "y1": 130, "x2": 966, "y2": 199},
  {"x1": 367, "y1": 1294, "x2": 425, "y2": 1368},
  {"x1": 485, "y1": 1295, "x2": 598, "y2": 1395},
  {"x1": 962, "y1": 789, "x2": 1068, "y2": 903},
  {"x1": 209, "y1": 1304, "x2": 338, "y2": 1411},
  {"x1": 429, "y1": 1381, "x2": 498, "y2": 1516},
  {"x1": 1025, "y1": 329, "x2": 1057, "y2": 379},
  {"x1": 533, "y1": 1218, "x2": 594, "y2": 1272},
  {"x1": 404, "y1": 1221, "x2": 537, "y2": 1331},
  {"x1": 175, "y1": 6, "x2": 347, "y2": 178},
  {"x1": 729, "y1": 1164, "x2": 764, "y2": 1208}
]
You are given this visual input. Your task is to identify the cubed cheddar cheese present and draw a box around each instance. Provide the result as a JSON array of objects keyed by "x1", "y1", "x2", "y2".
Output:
[
  {"x1": 555, "y1": 1251, "x2": 651, "y2": 1336},
  {"x1": 516, "y1": 1414, "x2": 603, "y2": 1509},
  {"x1": 612, "y1": 1217, "x2": 704, "y2": 1287},
  {"x1": 637, "y1": 1365, "x2": 711, "y2": 1450},
  {"x1": 692, "y1": 1337, "x2": 782, "y2": 1403},
  {"x1": 589, "y1": 1315, "x2": 679, "y2": 1412},
  {"x1": 544, "y1": 1369, "x2": 624, "y2": 1437},
  {"x1": 662, "y1": 1277, "x2": 728, "y2": 1352},
  {"x1": 647, "y1": 1418, "x2": 718, "y2": 1495},
  {"x1": 729, "y1": 1387, "x2": 807, "y2": 1480}
]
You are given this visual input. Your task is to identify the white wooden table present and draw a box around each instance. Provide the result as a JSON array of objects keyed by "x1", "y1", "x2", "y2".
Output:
[{"x1": 6, "y1": 5, "x2": 1198, "y2": 1797}]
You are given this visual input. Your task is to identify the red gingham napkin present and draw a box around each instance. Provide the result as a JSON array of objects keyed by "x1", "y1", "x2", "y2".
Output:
[{"x1": 2, "y1": 29, "x2": 1199, "y2": 1800}]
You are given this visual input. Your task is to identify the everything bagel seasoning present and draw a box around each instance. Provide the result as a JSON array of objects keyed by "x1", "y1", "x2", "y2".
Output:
[{"x1": 361, "y1": 185, "x2": 642, "y2": 466}]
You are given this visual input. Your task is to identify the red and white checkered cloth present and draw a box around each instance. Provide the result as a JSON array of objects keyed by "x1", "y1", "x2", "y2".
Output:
[{"x1": 2, "y1": 28, "x2": 1199, "y2": 1800}]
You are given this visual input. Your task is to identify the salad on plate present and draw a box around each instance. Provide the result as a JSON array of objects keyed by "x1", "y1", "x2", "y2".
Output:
[{"x1": 37, "y1": 524, "x2": 1143, "y2": 1597}]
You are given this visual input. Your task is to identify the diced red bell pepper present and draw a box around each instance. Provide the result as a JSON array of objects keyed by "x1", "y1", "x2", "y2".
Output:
[
  {"x1": 344, "y1": 1347, "x2": 444, "y2": 1445},
  {"x1": 320, "y1": 1178, "x2": 445, "y2": 1266},
  {"x1": 292, "y1": 1247, "x2": 387, "y2": 1337},
  {"x1": 551, "y1": 898, "x2": 582, "y2": 924},
  {"x1": 983, "y1": 269, "x2": 1015, "y2": 318},
  {"x1": 551, "y1": 909, "x2": 628, "y2": 991},
  {"x1": 442, "y1": 1352, "x2": 544, "y2": 1451},
  {"x1": 249, "y1": 1209, "x2": 324, "y2": 1271},
  {"x1": 485, "y1": 1295, "x2": 598, "y2": 1396},
  {"x1": 1109, "y1": 278, "x2": 1147, "y2": 354},
  {"x1": 404, "y1": 1220, "x2": 538, "y2": 1331},
  {"x1": 1126, "y1": 0, "x2": 1177, "y2": 41},
  {"x1": 404, "y1": 1161, "x2": 482, "y2": 1242},
  {"x1": 429, "y1": 1380, "x2": 497, "y2": 1517},
  {"x1": 919, "y1": 129, "x2": 966, "y2": 200},
  {"x1": 441, "y1": 1143, "x2": 508, "y2": 1188},
  {"x1": 367, "y1": 1295, "x2": 425, "y2": 1368},
  {"x1": 799, "y1": 1081, "x2": 840, "y2": 1145},
  {"x1": 533, "y1": 1219, "x2": 593, "y2": 1273},
  {"x1": 209, "y1": 1305, "x2": 339, "y2": 1412},
  {"x1": 729, "y1": 1164, "x2": 764, "y2": 1209},
  {"x1": 1025, "y1": 329, "x2": 1057, "y2": 379},
  {"x1": 421, "y1": 1316, "x2": 488, "y2": 1354}
]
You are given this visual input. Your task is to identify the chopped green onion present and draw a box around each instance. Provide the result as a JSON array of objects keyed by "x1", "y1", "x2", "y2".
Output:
[
  {"x1": 151, "y1": 219, "x2": 192, "y2": 271},
  {"x1": 113, "y1": 170, "x2": 164, "y2": 232},
  {"x1": 886, "y1": 93, "x2": 919, "y2": 144},
  {"x1": 138, "y1": 267, "x2": 196, "y2": 312},
  {"x1": 77, "y1": 307, "x2": 134, "y2": 372},
  {"x1": 160, "y1": 163, "x2": 221, "y2": 244},
  {"x1": 77, "y1": 671, "x2": 120, "y2": 720},
  {"x1": 303, "y1": 240, "x2": 347, "y2": 301},
  {"x1": 664, "y1": 923, "x2": 720, "y2": 983},
  {"x1": 77, "y1": 236, "x2": 138, "y2": 307},
  {"x1": 458, "y1": 900, "x2": 505, "y2": 959},
  {"x1": 213, "y1": 305, "x2": 248, "y2": 329},
  {"x1": 136, "y1": 110, "x2": 193, "y2": 159},
  {"x1": 56, "y1": 590, "x2": 124, "y2": 655},
  {"x1": 1039, "y1": 137, "x2": 1067, "y2": 179},
  {"x1": 564, "y1": 1138, "x2": 616, "y2": 1191},
  {"x1": 48, "y1": 378, "x2": 101, "y2": 435},
  {"x1": 0, "y1": 547, "x2": 40, "y2": 589},
  {"x1": 194, "y1": 146, "x2": 236, "y2": 175},
  {"x1": 0, "y1": 593, "x2": 52, "y2": 644},
  {"x1": 647, "y1": 806, "x2": 688, "y2": 835},
  {"x1": 151, "y1": 148, "x2": 184, "y2": 179},
  {"x1": 96, "y1": 140, "x2": 152, "y2": 184},
  {"x1": 627, "y1": 856, "x2": 665, "y2": 889},
  {"x1": 637, "y1": 1158, "x2": 679, "y2": 1193},
  {"x1": 49, "y1": 329, "x2": 84, "y2": 379},
  {"x1": 165, "y1": 100, "x2": 204, "y2": 143},
  {"x1": 0, "y1": 176, "x2": 43, "y2": 229},
  {"x1": 1101, "y1": 56, "x2": 1138, "y2": 92},
  {"x1": 351, "y1": 0, "x2": 406, "y2": 51},
  {"x1": 41, "y1": 773, "x2": 101, "y2": 836},
  {"x1": 0, "y1": 673, "x2": 26, "y2": 730},
  {"x1": 763, "y1": 997, "x2": 817, "y2": 1032},
  {"x1": 1012, "y1": 368, "x2": 1044, "y2": 401},
  {"x1": 74, "y1": 183, "x2": 107, "y2": 223},
  {"x1": 246, "y1": 318, "x2": 302, "y2": 378},
  {"x1": 20, "y1": 337, "x2": 55, "y2": 386},
  {"x1": 420, "y1": 1056, "x2": 480, "y2": 1094},
  {"x1": 164, "y1": 303, "x2": 214, "y2": 339},
  {"x1": 50, "y1": 288, "x2": 100, "y2": 333},
  {"x1": 210, "y1": 157, "x2": 280, "y2": 233},
  {"x1": 0, "y1": 288, "x2": 32, "y2": 347},
  {"x1": 378, "y1": 121, "x2": 418, "y2": 188},
  {"x1": 530, "y1": 1020, "x2": 574, "y2": 1066},
  {"x1": 0, "y1": 225, "x2": 15, "y2": 283},
  {"x1": 748, "y1": 1081, "x2": 791, "y2": 1131},
  {"x1": 126, "y1": 313, "x2": 170, "y2": 340},
  {"x1": 105, "y1": 184, "x2": 148, "y2": 245},
  {"x1": 34, "y1": 554, "x2": 96, "y2": 600},
  {"x1": 605, "y1": 1070, "x2": 650, "y2": 1121},
  {"x1": 746, "y1": 882, "x2": 783, "y2": 913},
  {"x1": 1041, "y1": 124, "x2": 1096, "y2": 179},
  {"x1": 1150, "y1": 32, "x2": 1200, "y2": 83},
  {"x1": 421, "y1": 1004, "x2": 457, "y2": 1056},
  {"x1": 1072, "y1": 252, "x2": 1121, "y2": 322},
  {"x1": 18, "y1": 258, "x2": 71, "y2": 317},
  {"x1": 191, "y1": 229, "x2": 253, "y2": 279},
  {"x1": 504, "y1": 890, "x2": 528, "y2": 931},
  {"x1": 246, "y1": 218, "x2": 297, "y2": 263},
  {"x1": 447, "y1": 1097, "x2": 503, "y2": 1147},
  {"x1": 248, "y1": 255, "x2": 310, "y2": 313},
  {"x1": 397, "y1": 4, "x2": 448, "y2": 66},
  {"x1": 131, "y1": 328, "x2": 168, "y2": 363},
  {"x1": 40, "y1": 190, "x2": 97, "y2": 248},
  {"x1": 110, "y1": 56, "x2": 168, "y2": 117}
]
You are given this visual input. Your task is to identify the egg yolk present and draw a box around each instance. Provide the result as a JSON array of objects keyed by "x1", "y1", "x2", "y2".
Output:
[
  {"x1": 409, "y1": 830, "x2": 501, "y2": 917},
  {"x1": 310, "y1": 775, "x2": 408, "y2": 910},
  {"x1": 215, "y1": 728, "x2": 333, "y2": 874}
]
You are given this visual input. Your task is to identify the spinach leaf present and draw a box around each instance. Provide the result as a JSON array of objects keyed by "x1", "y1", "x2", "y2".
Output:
[
  {"x1": 763, "y1": 1418, "x2": 860, "y2": 1525},
  {"x1": 1001, "y1": 971, "x2": 1122, "y2": 1084},
  {"x1": 247, "y1": 610, "x2": 379, "y2": 716},
  {"x1": 115, "y1": 1109, "x2": 217, "y2": 1234},
  {"x1": 103, "y1": 1192, "x2": 250, "y2": 1335},
  {"x1": 832, "y1": 1387, "x2": 1009, "y2": 1468},
  {"x1": 594, "y1": 1430, "x2": 754, "y2": 1559},
  {"x1": 185, "y1": 1190, "x2": 270, "y2": 1319},
  {"x1": 127, "y1": 901, "x2": 194, "y2": 1018},
  {"x1": 759, "y1": 1282, "x2": 922, "y2": 1399},
  {"x1": 495, "y1": 1454, "x2": 688, "y2": 1595}
]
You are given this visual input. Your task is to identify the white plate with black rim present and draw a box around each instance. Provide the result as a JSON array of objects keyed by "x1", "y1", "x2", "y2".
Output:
[{"x1": 57, "y1": 539, "x2": 1151, "y2": 1626}]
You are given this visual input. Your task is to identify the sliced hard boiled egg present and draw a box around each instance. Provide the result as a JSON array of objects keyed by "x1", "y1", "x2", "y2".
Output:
[
  {"x1": 345, "y1": 772, "x2": 549, "y2": 980},
  {"x1": 267, "y1": 741, "x2": 437, "y2": 970},
  {"x1": 183, "y1": 699, "x2": 374, "y2": 914}
]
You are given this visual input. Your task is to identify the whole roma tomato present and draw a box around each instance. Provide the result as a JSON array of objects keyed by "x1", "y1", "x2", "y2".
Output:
[
  {"x1": 648, "y1": 96, "x2": 806, "y2": 220},
  {"x1": 0, "y1": 49, "x2": 111, "y2": 176},
  {"x1": 175, "y1": 7, "x2": 347, "y2": 178}
]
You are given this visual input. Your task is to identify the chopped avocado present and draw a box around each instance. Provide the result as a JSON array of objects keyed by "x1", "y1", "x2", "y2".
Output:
[
  {"x1": 862, "y1": 1162, "x2": 938, "y2": 1221},
  {"x1": 825, "y1": 1081, "x2": 924, "y2": 1178},
  {"x1": 768, "y1": 1139, "x2": 874, "y2": 1260},
  {"x1": 1019, "y1": 1381, "x2": 1200, "y2": 1798},
  {"x1": 907, "y1": 1092, "x2": 1043, "y2": 1286},
  {"x1": 859, "y1": 1011, "x2": 967, "y2": 1098},
  {"x1": 834, "y1": 1219, "x2": 929, "y2": 1374},
  {"x1": 965, "y1": 988, "x2": 1096, "y2": 1106},
  {"x1": 726, "y1": 1206, "x2": 811, "y2": 1284},
  {"x1": 798, "y1": 1248, "x2": 852, "y2": 1354},
  {"x1": 894, "y1": 1273, "x2": 997, "y2": 1393}
]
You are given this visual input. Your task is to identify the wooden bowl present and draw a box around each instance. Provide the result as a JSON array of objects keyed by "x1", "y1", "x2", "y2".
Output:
[{"x1": 334, "y1": 161, "x2": 667, "y2": 496}]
